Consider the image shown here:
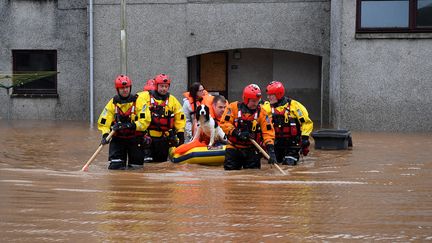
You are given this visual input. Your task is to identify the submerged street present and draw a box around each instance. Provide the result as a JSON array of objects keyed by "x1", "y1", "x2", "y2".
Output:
[{"x1": 0, "y1": 121, "x2": 431, "y2": 242}]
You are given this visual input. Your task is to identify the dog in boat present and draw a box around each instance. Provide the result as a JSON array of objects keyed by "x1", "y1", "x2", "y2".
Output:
[{"x1": 193, "y1": 104, "x2": 227, "y2": 147}]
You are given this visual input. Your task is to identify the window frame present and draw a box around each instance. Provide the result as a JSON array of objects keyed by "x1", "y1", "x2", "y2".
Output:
[
  {"x1": 12, "y1": 49, "x2": 58, "y2": 97},
  {"x1": 356, "y1": 0, "x2": 432, "y2": 33}
]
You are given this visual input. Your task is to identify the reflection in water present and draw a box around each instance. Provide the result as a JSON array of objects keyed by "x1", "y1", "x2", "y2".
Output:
[{"x1": 0, "y1": 121, "x2": 431, "y2": 241}]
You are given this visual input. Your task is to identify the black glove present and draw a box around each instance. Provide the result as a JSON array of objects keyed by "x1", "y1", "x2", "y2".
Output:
[
  {"x1": 266, "y1": 144, "x2": 277, "y2": 164},
  {"x1": 232, "y1": 128, "x2": 250, "y2": 141},
  {"x1": 301, "y1": 136, "x2": 310, "y2": 156},
  {"x1": 100, "y1": 133, "x2": 110, "y2": 145},
  {"x1": 111, "y1": 122, "x2": 136, "y2": 131},
  {"x1": 166, "y1": 130, "x2": 178, "y2": 147},
  {"x1": 177, "y1": 132, "x2": 185, "y2": 146}
]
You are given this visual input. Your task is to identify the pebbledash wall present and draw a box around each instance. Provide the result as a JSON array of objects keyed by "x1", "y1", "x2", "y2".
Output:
[
  {"x1": 0, "y1": 0, "x2": 431, "y2": 131},
  {"x1": 330, "y1": 0, "x2": 432, "y2": 131},
  {"x1": 0, "y1": 0, "x2": 88, "y2": 120},
  {"x1": 92, "y1": 0, "x2": 330, "y2": 126}
]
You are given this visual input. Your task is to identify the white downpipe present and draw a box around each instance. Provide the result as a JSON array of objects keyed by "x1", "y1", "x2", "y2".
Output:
[
  {"x1": 89, "y1": 0, "x2": 94, "y2": 126},
  {"x1": 120, "y1": 0, "x2": 127, "y2": 75}
]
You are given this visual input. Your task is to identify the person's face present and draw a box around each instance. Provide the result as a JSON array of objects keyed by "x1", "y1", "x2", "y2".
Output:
[
  {"x1": 197, "y1": 85, "x2": 205, "y2": 98},
  {"x1": 213, "y1": 100, "x2": 226, "y2": 119},
  {"x1": 247, "y1": 98, "x2": 260, "y2": 110},
  {"x1": 118, "y1": 86, "x2": 131, "y2": 98},
  {"x1": 157, "y1": 83, "x2": 170, "y2": 95},
  {"x1": 267, "y1": 94, "x2": 278, "y2": 104}
]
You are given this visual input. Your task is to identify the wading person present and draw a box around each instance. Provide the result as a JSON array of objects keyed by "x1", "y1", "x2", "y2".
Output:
[
  {"x1": 136, "y1": 78, "x2": 156, "y2": 162},
  {"x1": 220, "y1": 84, "x2": 276, "y2": 170},
  {"x1": 263, "y1": 81, "x2": 313, "y2": 165},
  {"x1": 182, "y1": 82, "x2": 213, "y2": 143},
  {"x1": 139, "y1": 73, "x2": 186, "y2": 162},
  {"x1": 98, "y1": 75, "x2": 151, "y2": 170}
]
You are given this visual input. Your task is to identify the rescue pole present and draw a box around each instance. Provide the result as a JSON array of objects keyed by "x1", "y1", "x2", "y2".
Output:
[
  {"x1": 249, "y1": 138, "x2": 286, "y2": 175},
  {"x1": 81, "y1": 130, "x2": 115, "y2": 172}
]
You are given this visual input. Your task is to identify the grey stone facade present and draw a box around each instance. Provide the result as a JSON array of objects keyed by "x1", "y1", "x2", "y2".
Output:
[{"x1": 1, "y1": 0, "x2": 431, "y2": 131}]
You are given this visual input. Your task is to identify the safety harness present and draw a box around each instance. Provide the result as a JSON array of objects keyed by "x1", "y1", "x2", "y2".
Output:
[
  {"x1": 148, "y1": 94, "x2": 175, "y2": 132},
  {"x1": 112, "y1": 95, "x2": 140, "y2": 139},
  {"x1": 228, "y1": 103, "x2": 263, "y2": 146},
  {"x1": 271, "y1": 99, "x2": 300, "y2": 140}
]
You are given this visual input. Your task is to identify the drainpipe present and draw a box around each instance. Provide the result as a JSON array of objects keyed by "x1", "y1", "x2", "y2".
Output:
[
  {"x1": 120, "y1": 0, "x2": 127, "y2": 74},
  {"x1": 89, "y1": 0, "x2": 94, "y2": 126}
]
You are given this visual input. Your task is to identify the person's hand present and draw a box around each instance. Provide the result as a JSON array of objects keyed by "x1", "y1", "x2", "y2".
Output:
[
  {"x1": 100, "y1": 133, "x2": 110, "y2": 145},
  {"x1": 143, "y1": 135, "x2": 152, "y2": 146},
  {"x1": 239, "y1": 131, "x2": 250, "y2": 141},
  {"x1": 232, "y1": 129, "x2": 250, "y2": 141},
  {"x1": 231, "y1": 128, "x2": 241, "y2": 139},
  {"x1": 112, "y1": 122, "x2": 136, "y2": 131},
  {"x1": 266, "y1": 144, "x2": 277, "y2": 164},
  {"x1": 301, "y1": 136, "x2": 310, "y2": 156},
  {"x1": 177, "y1": 132, "x2": 185, "y2": 146}
]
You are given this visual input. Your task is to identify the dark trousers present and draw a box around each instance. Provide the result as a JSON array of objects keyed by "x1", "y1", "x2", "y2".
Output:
[
  {"x1": 149, "y1": 137, "x2": 170, "y2": 162},
  {"x1": 224, "y1": 147, "x2": 262, "y2": 170},
  {"x1": 108, "y1": 136, "x2": 144, "y2": 166},
  {"x1": 274, "y1": 138, "x2": 300, "y2": 162}
]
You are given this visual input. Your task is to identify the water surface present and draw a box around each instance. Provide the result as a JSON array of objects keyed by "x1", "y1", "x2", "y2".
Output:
[{"x1": 1, "y1": 121, "x2": 431, "y2": 242}]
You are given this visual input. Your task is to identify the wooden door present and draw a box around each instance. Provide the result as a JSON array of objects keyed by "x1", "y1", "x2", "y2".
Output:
[{"x1": 200, "y1": 52, "x2": 227, "y2": 98}]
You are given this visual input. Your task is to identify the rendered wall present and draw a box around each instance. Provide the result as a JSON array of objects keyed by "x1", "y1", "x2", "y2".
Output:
[
  {"x1": 0, "y1": 0, "x2": 88, "y2": 120},
  {"x1": 92, "y1": 0, "x2": 330, "y2": 125},
  {"x1": 331, "y1": 0, "x2": 432, "y2": 131}
]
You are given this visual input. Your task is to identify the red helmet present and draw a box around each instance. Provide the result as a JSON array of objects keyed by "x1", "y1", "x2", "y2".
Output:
[
  {"x1": 266, "y1": 81, "x2": 285, "y2": 100},
  {"x1": 242, "y1": 84, "x2": 262, "y2": 104},
  {"x1": 143, "y1": 79, "x2": 156, "y2": 91},
  {"x1": 154, "y1": 73, "x2": 171, "y2": 86},
  {"x1": 114, "y1": 75, "x2": 132, "y2": 89}
]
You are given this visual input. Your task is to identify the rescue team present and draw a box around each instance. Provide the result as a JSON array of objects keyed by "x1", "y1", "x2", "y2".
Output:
[{"x1": 98, "y1": 74, "x2": 313, "y2": 170}]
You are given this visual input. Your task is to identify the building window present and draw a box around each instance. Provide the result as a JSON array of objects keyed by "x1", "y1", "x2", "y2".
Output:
[
  {"x1": 356, "y1": 0, "x2": 432, "y2": 32},
  {"x1": 12, "y1": 50, "x2": 57, "y2": 96}
]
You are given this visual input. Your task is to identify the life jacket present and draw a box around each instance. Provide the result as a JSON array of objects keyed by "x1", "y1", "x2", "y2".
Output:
[
  {"x1": 183, "y1": 91, "x2": 212, "y2": 113},
  {"x1": 271, "y1": 99, "x2": 300, "y2": 140},
  {"x1": 228, "y1": 103, "x2": 262, "y2": 146},
  {"x1": 112, "y1": 94, "x2": 142, "y2": 138},
  {"x1": 148, "y1": 94, "x2": 175, "y2": 132}
]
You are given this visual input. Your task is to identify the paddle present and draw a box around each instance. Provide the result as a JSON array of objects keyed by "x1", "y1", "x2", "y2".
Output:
[
  {"x1": 249, "y1": 138, "x2": 287, "y2": 175},
  {"x1": 81, "y1": 130, "x2": 115, "y2": 172}
]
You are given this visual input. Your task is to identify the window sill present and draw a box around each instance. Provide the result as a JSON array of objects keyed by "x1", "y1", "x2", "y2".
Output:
[
  {"x1": 10, "y1": 93, "x2": 59, "y2": 98},
  {"x1": 355, "y1": 32, "x2": 432, "y2": 39}
]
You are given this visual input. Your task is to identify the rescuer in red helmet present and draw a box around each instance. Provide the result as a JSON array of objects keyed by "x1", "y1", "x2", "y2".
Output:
[
  {"x1": 97, "y1": 75, "x2": 151, "y2": 170},
  {"x1": 143, "y1": 78, "x2": 156, "y2": 91},
  {"x1": 137, "y1": 73, "x2": 186, "y2": 162},
  {"x1": 263, "y1": 81, "x2": 313, "y2": 165},
  {"x1": 219, "y1": 84, "x2": 276, "y2": 170}
]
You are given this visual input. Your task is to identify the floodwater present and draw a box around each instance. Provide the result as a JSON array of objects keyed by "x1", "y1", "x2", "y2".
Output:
[{"x1": 0, "y1": 120, "x2": 431, "y2": 242}]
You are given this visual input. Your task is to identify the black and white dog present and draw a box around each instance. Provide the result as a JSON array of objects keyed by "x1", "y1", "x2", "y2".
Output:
[{"x1": 193, "y1": 104, "x2": 227, "y2": 147}]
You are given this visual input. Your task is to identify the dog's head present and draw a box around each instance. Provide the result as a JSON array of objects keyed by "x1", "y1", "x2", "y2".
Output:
[{"x1": 196, "y1": 104, "x2": 210, "y2": 122}]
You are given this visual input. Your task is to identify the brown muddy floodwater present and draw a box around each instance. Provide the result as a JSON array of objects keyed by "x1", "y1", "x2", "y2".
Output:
[{"x1": 0, "y1": 120, "x2": 431, "y2": 242}]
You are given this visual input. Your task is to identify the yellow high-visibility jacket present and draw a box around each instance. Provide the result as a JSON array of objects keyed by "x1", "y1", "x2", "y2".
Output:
[
  {"x1": 137, "y1": 90, "x2": 185, "y2": 137},
  {"x1": 262, "y1": 97, "x2": 313, "y2": 137},
  {"x1": 97, "y1": 94, "x2": 151, "y2": 135}
]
